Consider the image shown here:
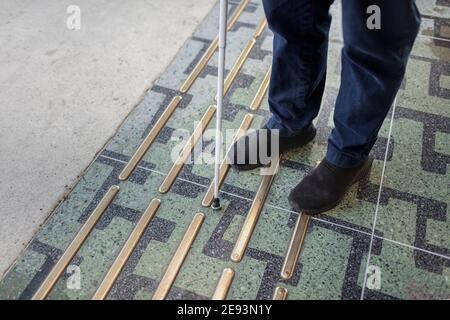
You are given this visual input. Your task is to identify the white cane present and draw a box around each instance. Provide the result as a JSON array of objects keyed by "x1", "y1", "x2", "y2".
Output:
[{"x1": 211, "y1": 0, "x2": 228, "y2": 210}]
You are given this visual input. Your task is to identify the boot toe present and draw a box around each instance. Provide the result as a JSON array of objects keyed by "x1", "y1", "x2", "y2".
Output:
[{"x1": 288, "y1": 157, "x2": 373, "y2": 215}]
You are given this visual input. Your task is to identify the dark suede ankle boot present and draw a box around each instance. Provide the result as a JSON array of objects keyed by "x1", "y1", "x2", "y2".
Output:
[
  {"x1": 228, "y1": 123, "x2": 316, "y2": 171},
  {"x1": 288, "y1": 157, "x2": 373, "y2": 215}
]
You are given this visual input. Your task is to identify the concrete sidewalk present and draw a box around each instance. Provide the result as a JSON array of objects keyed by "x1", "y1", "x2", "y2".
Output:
[{"x1": 0, "y1": 0, "x2": 216, "y2": 276}]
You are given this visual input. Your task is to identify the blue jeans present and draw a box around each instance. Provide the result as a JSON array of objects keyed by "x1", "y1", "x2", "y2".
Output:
[{"x1": 262, "y1": 0, "x2": 421, "y2": 168}]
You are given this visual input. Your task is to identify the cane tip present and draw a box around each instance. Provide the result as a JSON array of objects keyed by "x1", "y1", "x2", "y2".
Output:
[{"x1": 211, "y1": 198, "x2": 222, "y2": 211}]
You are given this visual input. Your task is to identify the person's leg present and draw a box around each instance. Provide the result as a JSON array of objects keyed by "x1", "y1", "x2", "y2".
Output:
[
  {"x1": 263, "y1": 0, "x2": 334, "y2": 136},
  {"x1": 229, "y1": 0, "x2": 334, "y2": 170},
  {"x1": 290, "y1": 0, "x2": 421, "y2": 214},
  {"x1": 327, "y1": 0, "x2": 421, "y2": 168}
]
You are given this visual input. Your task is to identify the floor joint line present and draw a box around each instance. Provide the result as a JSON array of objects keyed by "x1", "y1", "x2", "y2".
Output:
[
  {"x1": 98, "y1": 153, "x2": 450, "y2": 262},
  {"x1": 360, "y1": 97, "x2": 398, "y2": 300}
]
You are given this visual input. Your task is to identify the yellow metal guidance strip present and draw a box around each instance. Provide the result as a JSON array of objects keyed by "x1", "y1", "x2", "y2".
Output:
[
  {"x1": 180, "y1": 38, "x2": 219, "y2": 93},
  {"x1": 152, "y1": 212, "x2": 205, "y2": 300},
  {"x1": 119, "y1": 96, "x2": 182, "y2": 181},
  {"x1": 281, "y1": 213, "x2": 311, "y2": 280},
  {"x1": 227, "y1": 0, "x2": 251, "y2": 32},
  {"x1": 222, "y1": 38, "x2": 256, "y2": 97},
  {"x1": 212, "y1": 268, "x2": 235, "y2": 300},
  {"x1": 216, "y1": 18, "x2": 268, "y2": 101},
  {"x1": 32, "y1": 185, "x2": 120, "y2": 300},
  {"x1": 231, "y1": 159, "x2": 280, "y2": 262},
  {"x1": 159, "y1": 105, "x2": 216, "y2": 193},
  {"x1": 253, "y1": 18, "x2": 268, "y2": 39},
  {"x1": 180, "y1": 0, "x2": 251, "y2": 93},
  {"x1": 92, "y1": 198, "x2": 161, "y2": 300},
  {"x1": 250, "y1": 67, "x2": 271, "y2": 111},
  {"x1": 202, "y1": 114, "x2": 254, "y2": 207},
  {"x1": 272, "y1": 286, "x2": 288, "y2": 300}
]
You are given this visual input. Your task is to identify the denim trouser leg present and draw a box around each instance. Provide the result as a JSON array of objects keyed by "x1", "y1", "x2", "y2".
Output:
[
  {"x1": 262, "y1": 0, "x2": 335, "y2": 136},
  {"x1": 327, "y1": 0, "x2": 421, "y2": 167},
  {"x1": 262, "y1": 0, "x2": 421, "y2": 168}
]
